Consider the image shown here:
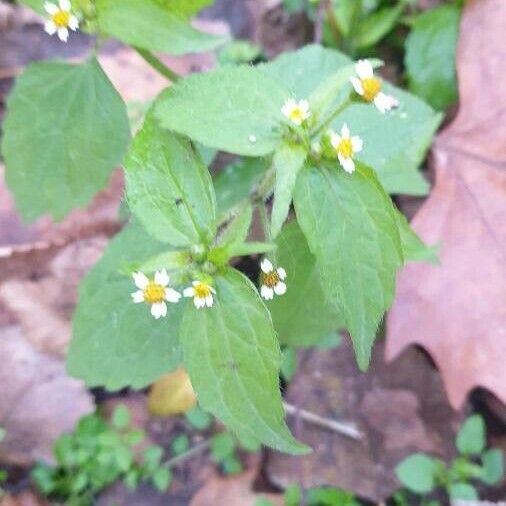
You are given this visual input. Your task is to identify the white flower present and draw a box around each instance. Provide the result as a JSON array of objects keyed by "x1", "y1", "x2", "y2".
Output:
[
  {"x1": 281, "y1": 98, "x2": 311, "y2": 126},
  {"x1": 131, "y1": 269, "x2": 181, "y2": 320},
  {"x1": 44, "y1": 0, "x2": 79, "y2": 43},
  {"x1": 350, "y1": 59, "x2": 399, "y2": 113},
  {"x1": 329, "y1": 124, "x2": 363, "y2": 174},
  {"x1": 183, "y1": 280, "x2": 216, "y2": 309},
  {"x1": 260, "y1": 258, "x2": 287, "y2": 300}
]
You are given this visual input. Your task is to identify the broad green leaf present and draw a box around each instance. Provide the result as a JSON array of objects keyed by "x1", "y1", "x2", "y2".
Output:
[
  {"x1": 180, "y1": 268, "x2": 308, "y2": 454},
  {"x1": 261, "y1": 45, "x2": 441, "y2": 196},
  {"x1": 136, "y1": 250, "x2": 189, "y2": 274},
  {"x1": 227, "y1": 242, "x2": 276, "y2": 257},
  {"x1": 67, "y1": 221, "x2": 183, "y2": 390},
  {"x1": 124, "y1": 115, "x2": 216, "y2": 247},
  {"x1": 2, "y1": 58, "x2": 130, "y2": 221},
  {"x1": 354, "y1": 4, "x2": 404, "y2": 49},
  {"x1": 480, "y1": 449, "x2": 504, "y2": 485},
  {"x1": 18, "y1": 0, "x2": 45, "y2": 14},
  {"x1": 448, "y1": 483, "x2": 478, "y2": 501},
  {"x1": 96, "y1": 0, "x2": 227, "y2": 56},
  {"x1": 456, "y1": 415, "x2": 486, "y2": 455},
  {"x1": 267, "y1": 222, "x2": 343, "y2": 347},
  {"x1": 219, "y1": 202, "x2": 253, "y2": 248},
  {"x1": 214, "y1": 157, "x2": 269, "y2": 219},
  {"x1": 155, "y1": 66, "x2": 288, "y2": 156},
  {"x1": 333, "y1": 0, "x2": 360, "y2": 37},
  {"x1": 294, "y1": 162, "x2": 402, "y2": 369},
  {"x1": 405, "y1": 5, "x2": 460, "y2": 111},
  {"x1": 154, "y1": 0, "x2": 213, "y2": 18},
  {"x1": 395, "y1": 210, "x2": 439, "y2": 264},
  {"x1": 395, "y1": 453, "x2": 438, "y2": 493},
  {"x1": 271, "y1": 143, "x2": 307, "y2": 238}
]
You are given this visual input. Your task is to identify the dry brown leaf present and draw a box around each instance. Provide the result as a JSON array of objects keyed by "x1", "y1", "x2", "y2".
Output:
[
  {"x1": 148, "y1": 368, "x2": 197, "y2": 416},
  {"x1": 386, "y1": 0, "x2": 506, "y2": 409},
  {"x1": 0, "y1": 491, "x2": 50, "y2": 506},
  {"x1": 190, "y1": 469, "x2": 283, "y2": 506},
  {"x1": 0, "y1": 326, "x2": 93, "y2": 466}
]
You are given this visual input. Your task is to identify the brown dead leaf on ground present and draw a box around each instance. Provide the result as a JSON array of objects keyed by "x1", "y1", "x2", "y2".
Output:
[
  {"x1": 0, "y1": 326, "x2": 93, "y2": 466},
  {"x1": 190, "y1": 468, "x2": 283, "y2": 506},
  {"x1": 386, "y1": 0, "x2": 506, "y2": 409},
  {"x1": 267, "y1": 340, "x2": 463, "y2": 502},
  {"x1": 0, "y1": 491, "x2": 50, "y2": 506},
  {"x1": 148, "y1": 368, "x2": 197, "y2": 416}
]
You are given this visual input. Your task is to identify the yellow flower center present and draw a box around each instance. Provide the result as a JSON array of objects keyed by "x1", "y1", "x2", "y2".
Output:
[
  {"x1": 194, "y1": 282, "x2": 212, "y2": 299},
  {"x1": 52, "y1": 10, "x2": 71, "y2": 28},
  {"x1": 289, "y1": 108, "x2": 305, "y2": 123},
  {"x1": 262, "y1": 271, "x2": 280, "y2": 289},
  {"x1": 143, "y1": 281, "x2": 166, "y2": 304},
  {"x1": 361, "y1": 77, "x2": 381, "y2": 102},
  {"x1": 337, "y1": 138, "x2": 353, "y2": 159}
]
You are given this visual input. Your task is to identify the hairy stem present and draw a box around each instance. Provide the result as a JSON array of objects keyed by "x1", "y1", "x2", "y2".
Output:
[{"x1": 134, "y1": 47, "x2": 181, "y2": 82}]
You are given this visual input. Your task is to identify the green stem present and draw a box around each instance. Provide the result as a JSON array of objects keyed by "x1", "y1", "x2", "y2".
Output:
[
  {"x1": 313, "y1": 97, "x2": 352, "y2": 136},
  {"x1": 134, "y1": 47, "x2": 181, "y2": 82},
  {"x1": 257, "y1": 202, "x2": 271, "y2": 243}
]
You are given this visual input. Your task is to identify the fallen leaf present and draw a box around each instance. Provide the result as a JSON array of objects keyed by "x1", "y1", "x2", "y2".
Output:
[
  {"x1": 190, "y1": 469, "x2": 283, "y2": 506},
  {"x1": 0, "y1": 326, "x2": 94, "y2": 466},
  {"x1": 0, "y1": 491, "x2": 50, "y2": 506},
  {"x1": 386, "y1": 0, "x2": 506, "y2": 409},
  {"x1": 266, "y1": 340, "x2": 463, "y2": 502},
  {"x1": 148, "y1": 368, "x2": 197, "y2": 416}
]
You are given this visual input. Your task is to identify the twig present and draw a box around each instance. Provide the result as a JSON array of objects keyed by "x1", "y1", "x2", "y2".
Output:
[
  {"x1": 163, "y1": 439, "x2": 211, "y2": 468},
  {"x1": 283, "y1": 402, "x2": 362, "y2": 440}
]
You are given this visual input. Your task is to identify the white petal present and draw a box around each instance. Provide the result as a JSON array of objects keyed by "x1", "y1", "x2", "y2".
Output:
[
  {"x1": 340, "y1": 123, "x2": 350, "y2": 138},
  {"x1": 154, "y1": 269, "x2": 169, "y2": 287},
  {"x1": 291, "y1": 115, "x2": 303, "y2": 126},
  {"x1": 133, "y1": 272, "x2": 149, "y2": 290},
  {"x1": 151, "y1": 302, "x2": 167, "y2": 319},
  {"x1": 68, "y1": 15, "x2": 79, "y2": 30},
  {"x1": 59, "y1": 0, "x2": 71, "y2": 11},
  {"x1": 260, "y1": 285, "x2": 274, "y2": 300},
  {"x1": 350, "y1": 76, "x2": 364, "y2": 96},
  {"x1": 205, "y1": 295, "x2": 214, "y2": 307},
  {"x1": 44, "y1": 20, "x2": 57, "y2": 35},
  {"x1": 329, "y1": 131, "x2": 341, "y2": 149},
  {"x1": 274, "y1": 282, "x2": 287, "y2": 296},
  {"x1": 210, "y1": 286, "x2": 217, "y2": 294},
  {"x1": 131, "y1": 290, "x2": 144, "y2": 304},
  {"x1": 277, "y1": 267, "x2": 287, "y2": 280},
  {"x1": 375, "y1": 92, "x2": 399, "y2": 113},
  {"x1": 165, "y1": 288, "x2": 181, "y2": 303},
  {"x1": 194, "y1": 297, "x2": 206, "y2": 309},
  {"x1": 281, "y1": 98, "x2": 296, "y2": 117},
  {"x1": 261, "y1": 258, "x2": 273, "y2": 273},
  {"x1": 341, "y1": 157, "x2": 355, "y2": 174},
  {"x1": 57, "y1": 27, "x2": 69, "y2": 42},
  {"x1": 183, "y1": 287, "x2": 195, "y2": 297},
  {"x1": 337, "y1": 152, "x2": 346, "y2": 167},
  {"x1": 299, "y1": 100, "x2": 310, "y2": 114},
  {"x1": 355, "y1": 59, "x2": 373, "y2": 79},
  {"x1": 44, "y1": 2, "x2": 58, "y2": 14},
  {"x1": 351, "y1": 136, "x2": 363, "y2": 153}
]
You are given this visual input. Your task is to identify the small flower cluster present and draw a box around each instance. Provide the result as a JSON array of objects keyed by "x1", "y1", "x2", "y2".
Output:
[
  {"x1": 281, "y1": 60, "x2": 398, "y2": 174},
  {"x1": 131, "y1": 259, "x2": 288, "y2": 319},
  {"x1": 43, "y1": 0, "x2": 79, "y2": 42}
]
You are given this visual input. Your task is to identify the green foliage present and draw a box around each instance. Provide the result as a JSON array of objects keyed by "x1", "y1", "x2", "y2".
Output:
[
  {"x1": 95, "y1": 0, "x2": 227, "y2": 55},
  {"x1": 257, "y1": 483, "x2": 360, "y2": 505},
  {"x1": 124, "y1": 115, "x2": 217, "y2": 247},
  {"x1": 67, "y1": 221, "x2": 183, "y2": 390},
  {"x1": 185, "y1": 406, "x2": 213, "y2": 430},
  {"x1": 405, "y1": 5, "x2": 460, "y2": 111},
  {"x1": 154, "y1": 0, "x2": 213, "y2": 18},
  {"x1": 294, "y1": 162, "x2": 403, "y2": 369},
  {"x1": 180, "y1": 268, "x2": 308, "y2": 454},
  {"x1": 267, "y1": 222, "x2": 343, "y2": 347},
  {"x1": 218, "y1": 40, "x2": 265, "y2": 66},
  {"x1": 396, "y1": 414, "x2": 504, "y2": 502},
  {"x1": 2, "y1": 58, "x2": 130, "y2": 221},
  {"x1": 32, "y1": 406, "x2": 171, "y2": 505}
]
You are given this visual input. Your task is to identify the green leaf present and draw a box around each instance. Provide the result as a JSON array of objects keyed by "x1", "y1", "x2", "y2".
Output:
[
  {"x1": 114, "y1": 446, "x2": 134, "y2": 472},
  {"x1": 124, "y1": 115, "x2": 217, "y2": 247},
  {"x1": 448, "y1": 482, "x2": 478, "y2": 501},
  {"x1": 395, "y1": 453, "x2": 438, "y2": 493},
  {"x1": 180, "y1": 268, "x2": 309, "y2": 454},
  {"x1": 284, "y1": 484, "x2": 302, "y2": 506},
  {"x1": 280, "y1": 347, "x2": 297, "y2": 382},
  {"x1": 456, "y1": 415, "x2": 486, "y2": 455},
  {"x1": 405, "y1": 5, "x2": 460, "y2": 111},
  {"x1": 271, "y1": 143, "x2": 307, "y2": 238},
  {"x1": 261, "y1": 45, "x2": 441, "y2": 196},
  {"x1": 136, "y1": 250, "x2": 190, "y2": 274},
  {"x1": 480, "y1": 448, "x2": 504, "y2": 485},
  {"x1": 214, "y1": 157, "x2": 269, "y2": 219},
  {"x1": 354, "y1": 4, "x2": 404, "y2": 49},
  {"x1": 18, "y1": 0, "x2": 45, "y2": 15},
  {"x1": 211, "y1": 432, "x2": 236, "y2": 462},
  {"x1": 219, "y1": 202, "x2": 253, "y2": 248},
  {"x1": 170, "y1": 434, "x2": 190, "y2": 455},
  {"x1": 267, "y1": 222, "x2": 343, "y2": 347},
  {"x1": 154, "y1": 0, "x2": 213, "y2": 18},
  {"x1": 96, "y1": 0, "x2": 227, "y2": 55},
  {"x1": 294, "y1": 162, "x2": 402, "y2": 369},
  {"x1": 152, "y1": 467, "x2": 172, "y2": 492},
  {"x1": 155, "y1": 66, "x2": 288, "y2": 156},
  {"x1": 67, "y1": 221, "x2": 183, "y2": 390},
  {"x1": 112, "y1": 405, "x2": 131, "y2": 429},
  {"x1": 395, "y1": 210, "x2": 439, "y2": 264},
  {"x1": 0, "y1": 428, "x2": 5, "y2": 442},
  {"x1": 2, "y1": 58, "x2": 130, "y2": 221},
  {"x1": 222, "y1": 456, "x2": 243, "y2": 475},
  {"x1": 227, "y1": 242, "x2": 276, "y2": 257},
  {"x1": 185, "y1": 406, "x2": 212, "y2": 430}
]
